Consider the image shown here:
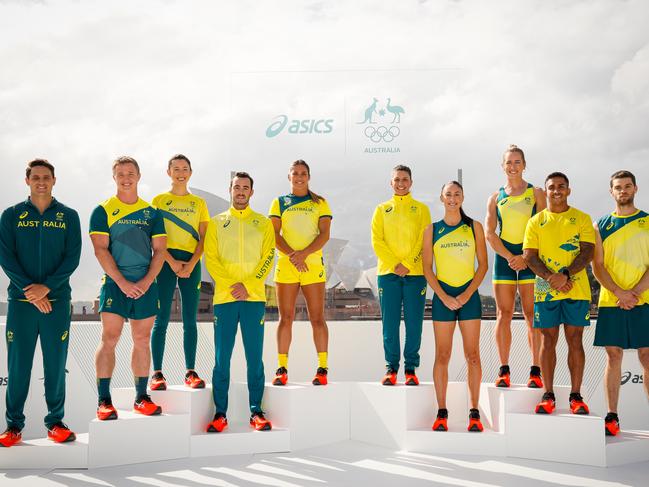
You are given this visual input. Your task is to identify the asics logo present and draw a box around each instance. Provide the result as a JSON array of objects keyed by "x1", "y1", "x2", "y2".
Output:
[
  {"x1": 606, "y1": 222, "x2": 614, "y2": 230},
  {"x1": 19, "y1": 211, "x2": 28, "y2": 219},
  {"x1": 112, "y1": 209, "x2": 120, "y2": 216},
  {"x1": 498, "y1": 199, "x2": 508, "y2": 206},
  {"x1": 166, "y1": 200, "x2": 172, "y2": 206},
  {"x1": 385, "y1": 207, "x2": 393, "y2": 213},
  {"x1": 61, "y1": 331, "x2": 68, "y2": 341},
  {"x1": 223, "y1": 220, "x2": 231, "y2": 228},
  {"x1": 438, "y1": 227, "x2": 445, "y2": 234}
]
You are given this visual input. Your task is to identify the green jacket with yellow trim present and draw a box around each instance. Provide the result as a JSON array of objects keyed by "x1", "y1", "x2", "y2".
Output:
[{"x1": 0, "y1": 198, "x2": 82, "y2": 301}]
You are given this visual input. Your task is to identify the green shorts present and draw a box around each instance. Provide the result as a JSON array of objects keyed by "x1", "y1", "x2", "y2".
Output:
[
  {"x1": 432, "y1": 280, "x2": 482, "y2": 322},
  {"x1": 533, "y1": 299, "x2": 590, "y2": 329},
  {"x1": 594, "y1": 304, "x2": 649, "y2": 349},
  {"x1": 99, "y1": 279, "x2": 160, "y2": 320},
  {"x1": 493, "y1": 241, "x2": 536, "y2": 285}
]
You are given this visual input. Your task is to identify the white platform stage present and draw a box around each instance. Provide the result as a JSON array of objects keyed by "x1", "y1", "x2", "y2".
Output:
[{"x1": 1, "y1": 321, "x2": 648, "y2": 470}]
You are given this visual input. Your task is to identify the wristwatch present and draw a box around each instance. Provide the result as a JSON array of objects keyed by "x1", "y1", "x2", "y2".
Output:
[{"x1": 561, "y1": 268, "x2": 571, "y2": 279}]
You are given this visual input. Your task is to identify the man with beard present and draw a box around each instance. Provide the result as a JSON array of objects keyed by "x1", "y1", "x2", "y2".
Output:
[{"x1": 592, "y1": 170, "x2": 649, "y2": 436}]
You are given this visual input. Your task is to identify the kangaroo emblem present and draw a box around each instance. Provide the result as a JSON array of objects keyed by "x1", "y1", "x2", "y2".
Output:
[{"x1": 358, "y1": 98, "x2": 378, "y2": 124}]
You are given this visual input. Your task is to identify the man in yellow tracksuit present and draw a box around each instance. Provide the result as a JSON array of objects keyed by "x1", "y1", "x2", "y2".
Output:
[
  {"x1": 371, "y1": 165, "x2": 431, "y2": 385},
  {"x1": 204, "y1": 172, "x2": 275, "y2": 432}
]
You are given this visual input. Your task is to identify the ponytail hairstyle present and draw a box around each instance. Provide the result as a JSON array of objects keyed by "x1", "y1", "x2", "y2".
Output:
[
  {"x1": 503, "y1": 144, "x2": 526, "y2": 167},
  {"x1": 441, "y1": 180, "x2": 473, "y2": 227},
  {"x1": 290, "y1": 159, "x2": 323, "y2": 204}
]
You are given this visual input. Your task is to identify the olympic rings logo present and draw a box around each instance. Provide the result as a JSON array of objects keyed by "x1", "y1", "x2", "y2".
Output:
[{"x1": 364, "y1": 125, "x2": 400, "y2": 143}]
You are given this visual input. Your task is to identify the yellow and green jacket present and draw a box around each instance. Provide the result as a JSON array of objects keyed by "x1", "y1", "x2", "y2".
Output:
[
  {"x1": 204, "y1": 206, "x2": 275, "y2": 305},
  {"x1": 371, "y1": 193, "x2": 431, "y2": 276}
]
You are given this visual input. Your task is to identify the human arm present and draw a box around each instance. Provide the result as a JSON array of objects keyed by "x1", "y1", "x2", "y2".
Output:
[
  {"x1": 238, "y1": 220, "x2": 276, "y2": 301},
  {"x1": 25, "y1": 209, "x2": 82, "y2": 302},
  {"x1": 534, "y1": 187, "x2": 547, "y2": 212},
  {"x1": 456, "y1": 221, "x2": 489, "y2": 306},
  {"x1": 422, "y1": 224, "x2": 461, "y2": 310},
  {"x1": 401, "y1": 204, "x2": 432, "y2": 277},
  {"x1": 484, "y1": 193, "x2": 526, "y2": 271},
  {"x1": 134, "y1": 235, "x2": 167, "y2": 296},
  {"x1": 177, "y1": 221, "x2": 208, "y2": 278},
  {"x1": 90, "y1": 233, "x2": 143, "y2": 298},
  {"x1": 289, "y1": 216, "x2": 331, "y2": 270},
  {"x1": 591, "y1": 223, "x2": 637, "y2": 309},
  {"x1": 370, "y1": 206, "x2": 402, "y2": 274},
  {"x1": 0, "y1": 208, "x2": 33, "y2": 291}
]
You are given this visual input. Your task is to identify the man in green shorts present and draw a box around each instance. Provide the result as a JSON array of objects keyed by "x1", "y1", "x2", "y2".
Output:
[
  {"x1": 0, "y1": 159, "x2": 81, "y2": 447},
  {"x1": 89, "y1": 156, "x2": 167, "y2": 420},
  {"x1": 523, "y1": 172, "x2": 595, "y2": 415},
  {"x1": 592, "y1": 170, "x2": 649, "y2": 436}
]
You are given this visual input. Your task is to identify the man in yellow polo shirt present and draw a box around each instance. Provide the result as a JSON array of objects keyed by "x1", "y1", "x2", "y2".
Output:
[
  {"x1": 523, "y1": 172, "x2": 595, "y2": 416},
  {"x1": 204, "y1": 172, "x2": 275, "y2": 433}
]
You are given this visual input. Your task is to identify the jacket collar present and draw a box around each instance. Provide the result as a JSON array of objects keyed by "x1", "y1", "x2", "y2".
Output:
[
  {"x1": 391, "y1": 193, "x2": 413, "y2": 204},
  {"x1": 229, "y1": 205, "x2": 253, "y2": 219}
]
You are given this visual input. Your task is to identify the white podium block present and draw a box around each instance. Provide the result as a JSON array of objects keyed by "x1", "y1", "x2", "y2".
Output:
[
  {"x1": 88, "y1": 410, "x2": 190, "y2": 468},
  {"x1": 113, "y1": 385, "x2": 214, "y2": 435},
  {"x1": 406, "y1": 426, "x2": 506, "y2": 456},
  {"x1": 351, "y1": 382, "x2": 469, "y2": 449},
  {"x1": 257, "y1": 382, "x2": 350, "y2": 450},
  {"x1": 190, "y1": 423, "x2": 290, "y2": 458},
  {"x1": 0, "y1": 433, "x2": 88, "y2": 469},
  {"x1": 606, "y1": 430, "x2": 649, "y2": 467},
  {"x1": 480, "y1": 384, "x2": 572, "y2": 432},
  {"x1": 507, "y1": 410, "x2": 606, "y2": 466}
]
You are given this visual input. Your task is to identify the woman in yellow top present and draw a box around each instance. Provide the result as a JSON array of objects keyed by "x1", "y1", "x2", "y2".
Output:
[
  {"x1": 269, "y1": 160, "x2": 332, "y2": 386},
  {"x1": 423, "y1": 181, "x2": 488, "y2": 432},
  {"x1": 485, "y1": 145, "x2": 546, "y2": 388},
  {"x1": 150, "y1": 154, "x2": 210, "y2": 390}
]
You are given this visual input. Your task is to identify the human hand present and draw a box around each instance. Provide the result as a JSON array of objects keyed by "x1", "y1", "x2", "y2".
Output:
[
  {"x1": 230, "y1": 282, "x2": 249, "y2": 301},
  {"x1": 547, "y1": 273, "x2": 569, "y2": 291},
  {"x1": 289, "y1": 251, "x2": 309, "y2": 272},
  {"x1": 23, "y1": 283, "x2": 51, "y2": 302},
  {"x1": 31, "y1": 297, "x2": 52, "y2": 313},
  {"x1": 440, "y1": 293, "x2": 461, "y2": 310},
  {"x1": 615, "y1": 289, "x2": 638, "y2": 310},
  {"x1": 508, "y1": 255, "x2": 527, "y2": 271},
  {"x1": 394, "y1": 263, "x2": 410, "y2": 277}
]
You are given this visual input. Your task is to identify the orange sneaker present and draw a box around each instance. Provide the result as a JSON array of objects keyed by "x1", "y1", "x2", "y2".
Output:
[
  {"x1": 468, "y1": 409, "x2": 484, "y2": 432},
  {"x1": 495, "y1": 366, "x2": 510, "y2": 388},
  {"x1": 382, "y1": 368, "x2": 397, "y2": 386},
  {"x1": 134, "y1": 394, "x2": 162, "y2": 416},
  {"x1": 527, "y1": 373, "x2": 543, "y2": 389},
  {"x1": 97, "y1": 399, "x2": 118, "y2": 421},
  {"x1": 184, "y1": 370, "x2": 206, "y2": 389},
  {"x1": 0, "y1": 427, "x2": 22, "y2": 447},
  {"x1": 312, "y1": 367, "x2": 328, "y2": 386},
  {"x1": 569, "y1": 393, "x2": 590, "y2": 415},
  {"x1": 47, "y1": 422, "x2": 76, "y2": 443},
  {"x1": 535, "y1": 392, "x2": 556, "y2": 414},
  {"x1": 250, "y1": 412, "x2": 272, "y2": 431},
  {"x1": 273, "y1": 367, "x2": 288, "y2": 386},
  {"x1": 432, "y1": 409, "x2": 448, "y2": 431},
  {"x1": 150, "y1": 372, "x2": 167, "y2": 391},
  {"x1": 404, "y1": 369, "x2": 419, "y2": 386},
  {"x1": 605, "y1": 413, "x2": 620, "y2": 436},
  {"x1": 206, "y1": 413, "x2": 228, "y2": 433}
]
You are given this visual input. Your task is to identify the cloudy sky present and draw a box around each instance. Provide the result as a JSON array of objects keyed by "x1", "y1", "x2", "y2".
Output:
[{"x1": 1, "y1": 0, "x2": 648, "y2": 301}]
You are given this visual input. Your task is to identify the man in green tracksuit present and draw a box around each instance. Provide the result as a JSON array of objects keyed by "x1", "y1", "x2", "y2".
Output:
[{"x1": 0, "y1": 159, "x2": 82, "y2": 447}]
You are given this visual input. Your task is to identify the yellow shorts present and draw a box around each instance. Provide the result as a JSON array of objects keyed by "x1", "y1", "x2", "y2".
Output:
[{"x1": 274, "y1": 253, "x2": 327, "y2": 286}]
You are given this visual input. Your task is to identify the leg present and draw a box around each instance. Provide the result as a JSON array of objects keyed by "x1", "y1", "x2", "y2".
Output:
[
  {"x1": 130, "y1": 316, "x2": 155, "y2": 377},
  {"x1": 519, "y1": 283, "x2": 541, "y2": 366},
  {"x1": 150, "y1": 263, "x2": 177, "y2": 372},
  {"x1": 212, "y1": 303, "x2": 239, "y2": 414},
  {"x1": 39, "y1": 301, "x2": 72, "y2": 428},
  {"x1": 239, "y1": 302, "x2": 266, "y2": 414},
  {"x1": 493, "y1": 284, "x2": 516, "y2": 366},
  {"x1": 539, "y1": 327, "x2": 560, "y2": 392},
  {"x1": 638, "y1": 348, "x2": 649, "y2": 401},
  {"x1": 432, "y1": 321, "x2": 455, "y2": 409},
  {"x1": 564, "y1": 325, "x2": 586, "y2": 393},
  {"x1": 302, "y1": 282, "x2": 328, "y2": 353},
  {"x1": 95, "y1": 312, "x2": 125, "y2": 379},
  {"x1": 402, "y1": 276, "x2": 426, "y2": 370},
  {"x1": 378, "y1": 274, "x2": 404, "y2": 371},
  {"x1": 459, "y1": 319, "x2": 482, "y2": 409},
  {"x1": 5, "y1": 301, "x2": 39, "y2": 430},
  {"x1": 178, "y1": 262, "x2": 201, "y2": 371},
  {"x1": 605, "y1": 346, "x2": 623, "y2": 413},
  {"x1": 276, "y1": 283, "x2": 300, "y2": 355}
]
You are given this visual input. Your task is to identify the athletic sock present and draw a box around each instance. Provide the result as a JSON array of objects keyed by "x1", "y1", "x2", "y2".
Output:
[
  {"x1": 530, "y1": 365, "x2": 541, "y2": 376},
  {"x1": 278, "y1": 354, "x2": 288, "y2": 369},
  {"x1": 97, "y1": 377, "x2": 111, "y2": 401},
  {"x1": 135, "y1": 376, "x2": 148, "y2": 397},
  {"x1": 499, "y1": 364, "x2": 510, "y2": 375},
  {"x1": 318, "y1": 352, "x2": 328, "y2": 369}
]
